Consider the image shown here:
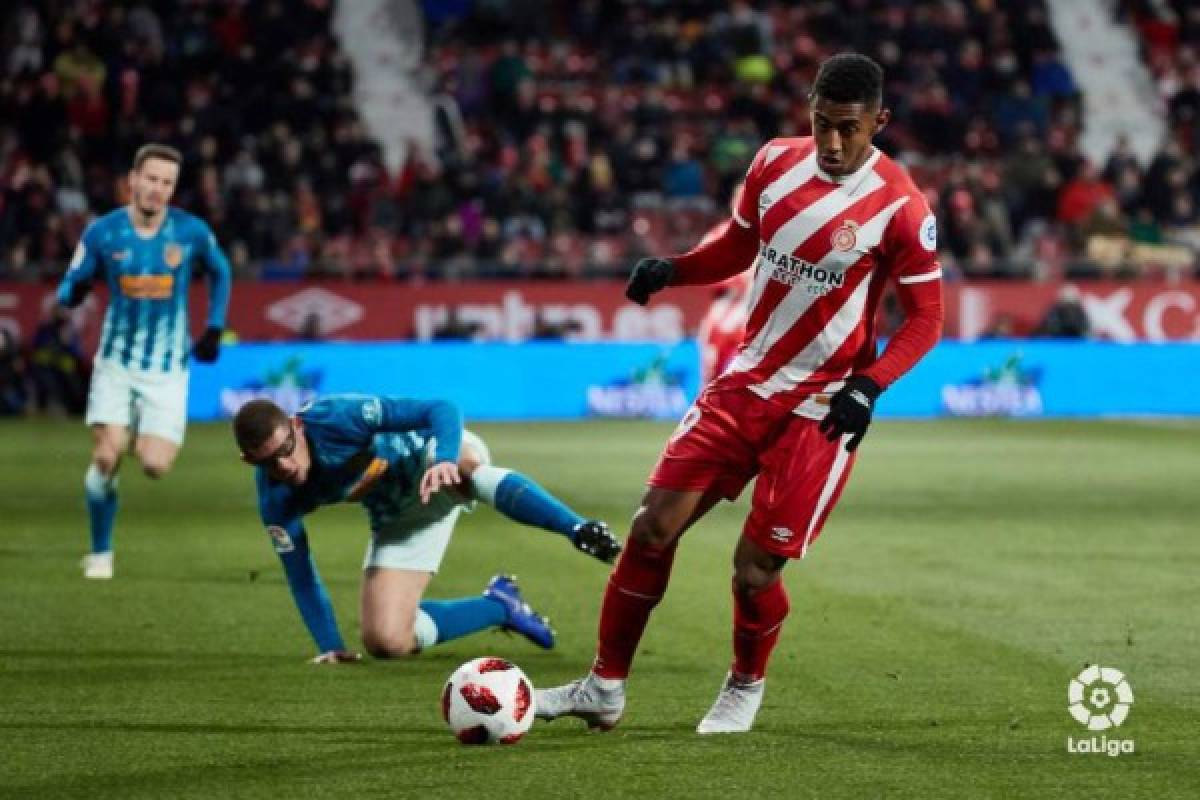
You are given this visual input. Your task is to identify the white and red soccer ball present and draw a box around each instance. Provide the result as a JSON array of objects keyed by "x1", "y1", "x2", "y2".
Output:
[{"x1": 442, "y1": 657, "x2": 534, "y2": 745}]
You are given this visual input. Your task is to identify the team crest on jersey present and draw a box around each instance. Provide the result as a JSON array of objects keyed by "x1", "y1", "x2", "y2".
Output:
[
  {"x1": 919, "y1": 213, "x2": 938, "y2": 252},
  {"x1": 163, "y1": 242, "x2": 184, "y2": 269},
  {"x1": 361, "y1": 398, "x2": 382, "y2": 425},
  {"x1": 830, "y1": 220, "x2": 860, "y2": 252}
]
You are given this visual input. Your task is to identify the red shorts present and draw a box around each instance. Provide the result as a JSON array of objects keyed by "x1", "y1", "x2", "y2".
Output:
[{"x1": 648, "y1": 387, "x2": 857, "y2": 559}]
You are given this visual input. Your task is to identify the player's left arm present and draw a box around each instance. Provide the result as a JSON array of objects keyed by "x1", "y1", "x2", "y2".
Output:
[
  {"x1": 859, "y1": 198, "x2": 944, "y2": 388},
  {"x1": 191, "y1": 221, "x2": 233, "y2": 363},
  {"x1": 820, "y1": 196, "x2": 944, "y2": 451}
]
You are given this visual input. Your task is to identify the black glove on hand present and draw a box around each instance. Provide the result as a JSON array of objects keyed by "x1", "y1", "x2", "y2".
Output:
[
  {"x1": 191, "y1": 326, "x2": 222, "y2": 364},
  {"x1": 818, "y1": 375, "x2": 883, "y2": 452},
  {"x1": 625, "y1": 258, "x2": 675, "y2": 305},
  {"x1": 63, "y1": 282, "x2": 91, "y2": 309}
]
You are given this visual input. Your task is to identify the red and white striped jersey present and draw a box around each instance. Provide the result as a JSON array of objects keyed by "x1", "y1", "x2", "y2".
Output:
[{"x1": 713, "y1": 136, "x2": 942, "y2": 416}]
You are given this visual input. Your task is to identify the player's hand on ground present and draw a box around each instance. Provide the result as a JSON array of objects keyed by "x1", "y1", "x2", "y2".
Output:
[
  {"x1": 420, "y1": 461, "x2": 461, "y2": 504},
  {"x1": 191, "y1": 326, "x2": 223, "y2": 363},
  {"x1": 625, "y1": 257, "x2": 675, "y2": 305},
  {"x1": 819, "y1": 375, "x2": 882, "y2": 452},
  {"x1": 310, "y1": 650, "x2": 362, "y2": 665}
]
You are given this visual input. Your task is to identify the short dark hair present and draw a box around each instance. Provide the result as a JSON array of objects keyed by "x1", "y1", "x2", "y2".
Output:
[
  {"x1": 812, "y1": 53, "x2": 884, "y2": 107},
  {"x1": 233, "y1": 399, "x2": 289, "y2": 454},
  {"x1": 133, "y1": 143, "x2": 183, "y2": 172}
]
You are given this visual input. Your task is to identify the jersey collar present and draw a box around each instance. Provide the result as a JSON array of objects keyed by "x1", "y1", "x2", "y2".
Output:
[
  {"x1": 124, "y1": 206, "x2": 170, "y2": 240},
  {"x1": 814, "y1": 146, "x2": 882, "y2": 194}
]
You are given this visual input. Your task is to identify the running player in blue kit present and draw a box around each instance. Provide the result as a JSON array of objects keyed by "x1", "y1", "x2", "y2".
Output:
[
  {"x1": 56, "y1": 144, "x2": 232, "y2": 580},
  {"x1": 233, "y1": 395, "x2": 620, "y2": 663}
]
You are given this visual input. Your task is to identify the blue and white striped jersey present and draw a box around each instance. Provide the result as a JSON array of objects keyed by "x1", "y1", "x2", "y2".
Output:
[{"x1": 57, "y1": 206, "x2": 232, "y2": 372}]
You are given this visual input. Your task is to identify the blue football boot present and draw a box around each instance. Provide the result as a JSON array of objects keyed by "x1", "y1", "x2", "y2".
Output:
[{"x1": 484, "y1": 574, "x2": 556, "y2": 649}]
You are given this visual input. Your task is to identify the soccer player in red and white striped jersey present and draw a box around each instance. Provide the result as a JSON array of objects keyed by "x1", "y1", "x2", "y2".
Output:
[{"x1": 536, "y1": 53, "x2": 944, "y2": 734}]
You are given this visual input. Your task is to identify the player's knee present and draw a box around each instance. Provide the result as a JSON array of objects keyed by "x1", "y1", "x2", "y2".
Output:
[
  {"x1": 457, "y1": 448, "x2": 482, "y2": 477},
  {"x1": 141, "y1": 460, "x2": 172, "y2": 480},
  {"x1": 136, "y1": 445, "x2": 176, "y2": 479},
  {"x1": 732, "y1": 563, "x2": 779, "y2": 595},
  {"x1": 92, "y1": 452, "x2": 119, "y2": 477},
  {"x1": 732, "y1": 548, "x2": 785, "y2": 595},
  {"x1": 363, "y1": 631, "x2": 418, "y2": 660},
  {"x1": 629, "y1": 505, "x2": 678, "y2": 549}
]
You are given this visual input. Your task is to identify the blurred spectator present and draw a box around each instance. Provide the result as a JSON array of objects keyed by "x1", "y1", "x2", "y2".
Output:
[
  {"x1": 432, "y1": 309, "x2": 482, "y2": 341},
  {"x1": 1082, "y1": 197, "x2": 1130, "y2": 241},
  {"x1": 0, "y1": 328, "x2": 28, "y2": 415},
  {"x1": 1057, "y1": 162, "x2": 1115, "y2": 226},
  {"x1": 982, "y1": 313, "x2": 1019, "y2": 339},
  {"x1": 1035, "y1": 285, "x2": 1091, "y2": 338},
  {"x1": 531, "y1": 312, "x2": 583, "y2": 340},
  {"x1": 28, "y1": 306, "x2": 87, "y2": 414},
  {"x1": 298, "y1": 312, "x2": 325, "y2": 342}
]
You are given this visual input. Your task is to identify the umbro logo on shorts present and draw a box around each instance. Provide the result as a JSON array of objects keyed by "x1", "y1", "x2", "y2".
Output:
[{"x1": 770, "y1": 526, "x2": 793, "y2": 542}]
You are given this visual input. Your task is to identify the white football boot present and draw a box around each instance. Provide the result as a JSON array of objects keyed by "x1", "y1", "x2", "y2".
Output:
[
  {"x1": 535, "y1": 673, "x2": 625, "y2": 730},
  {"x1": 696, "y1": 672, "x2": 765, "y2": 734},
  {"x1": 82, "y1": 552, "x2": 114, "y2": 580}
]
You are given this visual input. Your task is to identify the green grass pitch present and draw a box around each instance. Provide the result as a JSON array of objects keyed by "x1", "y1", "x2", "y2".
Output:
[{"x1": 1, "y1": 417, "x2": 1197, "y2": 798}]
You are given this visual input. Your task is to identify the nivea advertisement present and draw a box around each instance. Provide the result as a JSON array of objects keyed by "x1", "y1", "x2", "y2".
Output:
[
  {"x1": 189, "y1": 341, "x2": 700, "y2": 421},
  {"x1": 189, "y1": 340, "x2": 1200, "y2": 421}
]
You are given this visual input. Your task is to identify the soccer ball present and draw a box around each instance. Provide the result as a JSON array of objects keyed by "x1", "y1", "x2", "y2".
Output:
[{"x1": 442, "y1": 657, "x2": 535, "y2": 745}]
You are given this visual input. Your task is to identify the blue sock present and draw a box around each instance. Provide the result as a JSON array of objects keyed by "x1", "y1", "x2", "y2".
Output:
[
  {"x1": 419, "y1": 596, "x2": 507, "y2": 645},
  {"x1": 84, "y1": 465, "x2": 118, "y2": 554},
  {"x1": 487, "y1": 470, "x2": 586, "y2": 538}
]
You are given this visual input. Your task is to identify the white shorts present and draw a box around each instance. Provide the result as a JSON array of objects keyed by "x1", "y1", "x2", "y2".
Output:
[
  {"x1": 362, "y1": 430, "x2": 491, "y2": 572},
  {"x1": 85, "y1": 357, "x2": 189, "y2": 445}
]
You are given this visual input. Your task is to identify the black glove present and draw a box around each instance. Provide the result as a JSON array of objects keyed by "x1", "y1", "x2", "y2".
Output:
[
  {"x1": 818, "y1": 375, "x2": 882, "y2": 452},
  {"x1": 625, "y1": 258, "x2": 675, "y2": 306},
  {"x1": 191, "y1": 326, "x2": 222, "y2": 364},
  {"x1": 62, "y1": 282, "x2": 91, "y2": 309}
]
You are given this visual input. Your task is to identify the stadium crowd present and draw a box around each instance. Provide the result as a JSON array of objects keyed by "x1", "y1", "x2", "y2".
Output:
[
  {"x1": 1, "y1": 0, "x2": 378, "y2": 281},
  {"x1": 1, "y1": 0, "x2": 1199, "y2": 282}
]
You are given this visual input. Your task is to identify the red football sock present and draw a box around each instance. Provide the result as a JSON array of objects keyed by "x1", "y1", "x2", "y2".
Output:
[
  {"x1": 731, "y1": 577, "x2": 790, "y2": 682},
  {"x1": 592, "y1": 535, "x2": 680, "y2": 679}
]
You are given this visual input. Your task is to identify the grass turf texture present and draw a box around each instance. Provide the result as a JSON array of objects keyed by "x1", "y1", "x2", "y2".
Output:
[{"x1": 0, "y1": 417, "x2": 1197, "y2": 799}]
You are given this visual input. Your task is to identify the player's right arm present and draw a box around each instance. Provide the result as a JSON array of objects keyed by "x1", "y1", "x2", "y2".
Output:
[
  {"x1": 365, "y1": 396, "x2": 465, "y2": 504},
  {"x1": 327, "y1": 395, "x2": 464, "y2": 465},
  {"x1": 56, "y1": 222, "x2": 102, "y2": 308},
  {"x1": 311, "y1": 394, "x2": 466, "y2": 503},
  {"x1": 256, "y1": 473, "x2": 357, "y2": 663},
  {"x1": 626, "y1": 146, "x2": 770, "y2": 304}
]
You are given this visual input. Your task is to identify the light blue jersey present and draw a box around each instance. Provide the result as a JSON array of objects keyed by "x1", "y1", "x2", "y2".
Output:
[
  {"x1": 254, "y1": 394, "x2": 464, "y2": 652},
  {"x1": 57, "y1": 207, "x2": 232, "y2": 372}
]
